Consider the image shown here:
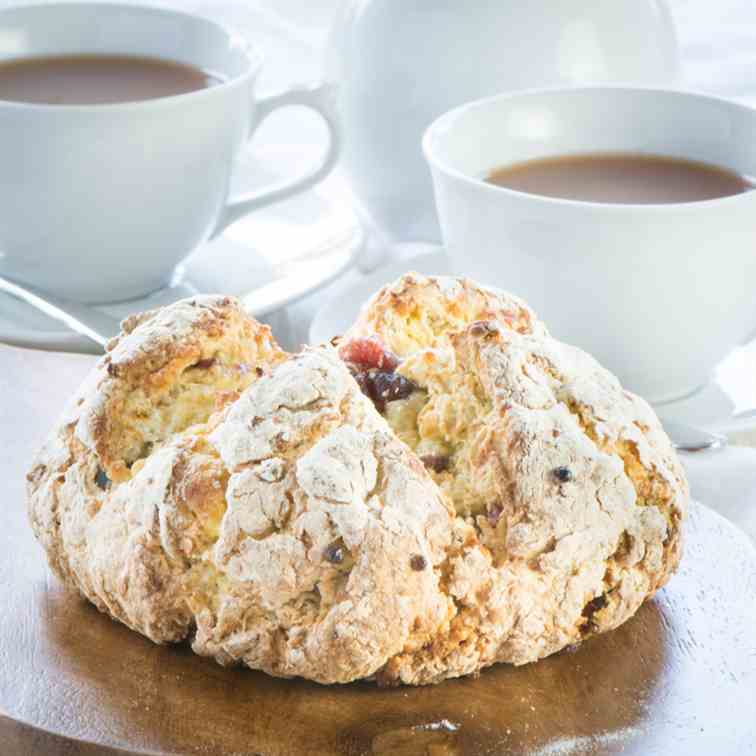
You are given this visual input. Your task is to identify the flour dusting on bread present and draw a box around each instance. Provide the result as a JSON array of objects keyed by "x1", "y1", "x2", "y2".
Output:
[{"x1": 27, "y1": 278, "x2": 687, "y2": 686}]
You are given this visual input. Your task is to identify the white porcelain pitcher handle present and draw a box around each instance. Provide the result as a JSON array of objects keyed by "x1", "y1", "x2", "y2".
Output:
[{"x1": 211, "y1": 82, "x2": 340, "y2": 238}]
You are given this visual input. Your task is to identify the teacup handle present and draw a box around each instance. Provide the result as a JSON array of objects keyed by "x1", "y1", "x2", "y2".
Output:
[{"x1": 210, "y1": 82, "x2": 340, "y2": 238}]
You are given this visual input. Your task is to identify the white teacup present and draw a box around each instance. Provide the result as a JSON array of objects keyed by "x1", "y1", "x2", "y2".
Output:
[
  {"x1": 423, "y1": 87, "x2": 756, "y2": 403},
  {"x1": 0, "y1": 2, "x2": 339, "y2": 303}
]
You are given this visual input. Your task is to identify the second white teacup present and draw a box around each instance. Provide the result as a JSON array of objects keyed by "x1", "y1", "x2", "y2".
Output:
[
  {"x1": 0, "y1": 2, "x2": 339, "y2": 303},
  {"x1": 423, "y1": 87, "x2": 756, "y2": 403}
]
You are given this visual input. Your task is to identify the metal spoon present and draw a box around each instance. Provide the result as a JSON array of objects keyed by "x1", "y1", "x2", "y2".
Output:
[
  {"x1": 663, "y1": 420, "x2": 727, "y2": 453},
  {"x1": 0, "y1": 275, "x2": 120, "y2": 348}
]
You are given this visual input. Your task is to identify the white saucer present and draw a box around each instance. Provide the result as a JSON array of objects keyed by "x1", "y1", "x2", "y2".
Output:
[
  {"x1": 310, "y1": 249, "x2": 756, "y2": 435},
  {"x1": 0, "y1": 185, "x2": 363, "y2": 355}
]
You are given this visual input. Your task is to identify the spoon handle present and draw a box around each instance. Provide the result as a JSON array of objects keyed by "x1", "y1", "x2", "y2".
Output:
[{"x1": 0, "y1": 276, "x2": 121, "y2": 348}]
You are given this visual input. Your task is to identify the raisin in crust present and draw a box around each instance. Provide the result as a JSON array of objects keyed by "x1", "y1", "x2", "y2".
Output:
[
  {"x1": 27, "y1": 295, "x2": 454, "y2": 684},
  {"x1": 341, "y1": 273, "x2": 688, "y2": 685}
]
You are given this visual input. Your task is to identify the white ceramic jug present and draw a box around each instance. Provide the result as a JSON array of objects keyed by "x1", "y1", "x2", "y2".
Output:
[{"x1": 328, "y1": 0, "x2": 680, "y2": 244}]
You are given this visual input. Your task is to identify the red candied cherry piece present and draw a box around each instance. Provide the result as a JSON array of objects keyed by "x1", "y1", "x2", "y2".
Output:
[{"x1": 339, "y1": 337, "x2": 399, "y2": 372}]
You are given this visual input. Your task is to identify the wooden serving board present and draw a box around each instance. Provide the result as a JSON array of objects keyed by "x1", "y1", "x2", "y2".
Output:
[{"x1": 2, "y1": 349, "x2": 756, "y2": 755}]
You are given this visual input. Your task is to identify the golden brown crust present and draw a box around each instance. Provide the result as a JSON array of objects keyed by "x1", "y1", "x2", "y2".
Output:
[
  {"x1": 27, "y1": 279, "x2": 688, "y2": 686},
  {"x1": 346, "y1": 272, "x2": 545, "y2": 356}
]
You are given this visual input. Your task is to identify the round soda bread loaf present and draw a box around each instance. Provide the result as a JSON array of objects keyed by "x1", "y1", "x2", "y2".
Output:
[
  {"x1": 27, "y1": 279, "x2": 688, "y2": 686},
  {"x1": 340, "y1": 273, "x2": 687, "y2": 683}
]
